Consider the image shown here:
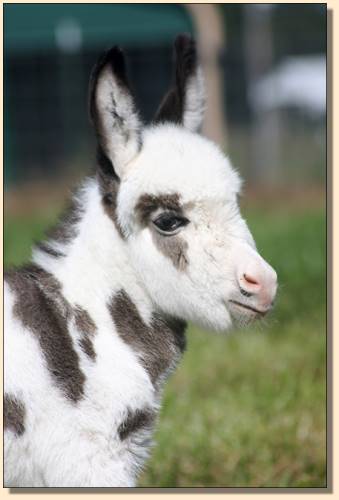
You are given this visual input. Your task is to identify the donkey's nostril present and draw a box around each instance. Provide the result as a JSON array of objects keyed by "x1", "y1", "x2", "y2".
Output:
[{"x1": 243, "y1": 273, "x2": 259, "y2": 286}]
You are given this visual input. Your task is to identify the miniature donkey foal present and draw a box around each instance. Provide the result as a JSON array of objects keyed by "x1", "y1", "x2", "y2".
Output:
[{"x1": 4, "y1": 35, "x2": 277, "y2": 487}]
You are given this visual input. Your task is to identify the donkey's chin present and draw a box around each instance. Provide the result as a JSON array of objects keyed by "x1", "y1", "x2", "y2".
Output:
[
  {"x1": 227, "y1": 300, "x2": 269, "y2": 328},
  {"x1": 185, "y1": 304, "x2": 234, "y2": 333}
]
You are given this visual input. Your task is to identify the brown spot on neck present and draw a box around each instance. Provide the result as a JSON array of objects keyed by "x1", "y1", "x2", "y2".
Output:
[
  {"x1": 109, "y1": 290, "x2": 186, "y2": 387},
  {"x1": 36, "y1": 242, "x2": 65, "y2": 258},
  {"x1": 118, "y1": 407, "x2": 155, "y2": 441},
  {"x1": 5, "y1": 264, "x2": 85, "y2": 403},
  {"x1": 73, "y1": 306, "x2": 97, "y2": 361},
  {"x1": 4, "y1": 394, "x2": 26, "y2": 436},
  {"x1": 45, "y1": 193, "x2": 83, "y2": 248}
]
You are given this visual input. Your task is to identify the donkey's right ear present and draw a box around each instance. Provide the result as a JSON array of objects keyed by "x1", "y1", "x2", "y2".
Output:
[{"x1": 89, "y1": 47, "x2": 142, "y2": 179}]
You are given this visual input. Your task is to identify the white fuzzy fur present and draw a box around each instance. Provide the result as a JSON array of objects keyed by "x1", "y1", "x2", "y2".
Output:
[
  {"x1": 5, "y1": 81, "x2": 277, "y2": 488},
  {"x1": 183, "y1": 66, "x2": 206, "y2": 132},
  {"x1": 96, "y1": 66, "x2": 141, "y2": 177}
]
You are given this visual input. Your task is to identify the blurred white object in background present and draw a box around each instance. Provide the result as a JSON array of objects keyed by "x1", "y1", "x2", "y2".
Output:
[
  {"x1": 249, "y1": 55, "x2": 326, "y2": 117},
  {"x1": 55, "y1": 18, "x2": 83, "y2": 53}
]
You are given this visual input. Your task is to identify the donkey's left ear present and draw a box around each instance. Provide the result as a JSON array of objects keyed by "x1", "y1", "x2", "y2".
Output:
[
  {"x1": 89, "y1": 47, "x2": 142, "y2": 178},
  {"x1": 154, "y1": 34, "x2": 206, "y2": 133}
]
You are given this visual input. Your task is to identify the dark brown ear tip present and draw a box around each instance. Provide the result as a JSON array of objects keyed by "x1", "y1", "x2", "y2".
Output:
[
  {"x1": 174, "y1": 33, "x2": 196, "y2": 53},
  {"x1": 107, "y1": 46, "x2": 127, "y2": 81},
  {"x1": 88, "y1": 45, "x2": 128, "y2": 123},
  {"x1": 100, "y1": 46, "x2": 126, "y2": 74},
  {"x1": 91, "y1": 45, "x2": 128, "y2": 89},
  {"x1": 106, "y1": 46, "x2": 124, "y2": 64},
  {"x1": 174, "y1": 34, "x2": 197, "y2": 79},
  {"x1": 94, "y1": 46, "x2": 120, "y2": 69}
]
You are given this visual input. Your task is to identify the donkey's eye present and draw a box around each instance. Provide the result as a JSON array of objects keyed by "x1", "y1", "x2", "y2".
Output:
[{"x1": 152, "y1": 213, "x2": 189, "y2": 235}]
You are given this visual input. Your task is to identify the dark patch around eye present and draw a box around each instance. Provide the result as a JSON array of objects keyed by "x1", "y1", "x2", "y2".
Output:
[
  {"x1": 151, "y1": 231, "x2": 189, "y2": 270},
  {"x1": 135, "y1": 193, "x2": 189, "y2": 270},
  {"x1": 135, "y1": 193, "x2": 182, "y2": 226}
]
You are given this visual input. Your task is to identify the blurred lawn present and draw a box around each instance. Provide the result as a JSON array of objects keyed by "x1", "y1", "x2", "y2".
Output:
[{"x1": 4, "y1": 199, "x2": 326, "y2": 487}]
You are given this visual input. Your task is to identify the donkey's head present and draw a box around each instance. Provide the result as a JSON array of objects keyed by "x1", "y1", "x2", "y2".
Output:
[{"x1": 89, "y1": 34, "x2": 277, "y2": 331}]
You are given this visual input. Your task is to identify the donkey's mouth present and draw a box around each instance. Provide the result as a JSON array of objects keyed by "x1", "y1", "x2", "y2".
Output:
[{"x1": 228, "y1": 300, "x2": 269, "y2": 317}]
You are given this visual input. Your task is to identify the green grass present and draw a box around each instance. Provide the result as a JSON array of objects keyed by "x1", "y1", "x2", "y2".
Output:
[{"x1": 4, "y1": 202, "x2": 326, "y2": 488}]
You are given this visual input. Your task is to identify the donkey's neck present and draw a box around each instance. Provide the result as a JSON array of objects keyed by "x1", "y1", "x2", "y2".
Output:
[{"x1": 32, "y1": 176, "x2": 150, "y2": 312}]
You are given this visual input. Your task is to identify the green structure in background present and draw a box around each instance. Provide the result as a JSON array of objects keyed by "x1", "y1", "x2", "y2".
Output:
[
  {"x1": 4, "y1": 4, "x2": 193, "y2": 52},
  {"x1": 4, "y1": 4, "x2": 326, "y2": 189},
  {"x1": 4, "y1": 4, "x2": 194, "y2": 187}
]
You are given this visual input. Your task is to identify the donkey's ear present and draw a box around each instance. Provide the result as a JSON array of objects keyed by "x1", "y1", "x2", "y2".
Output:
[
  {"x1": 89, "y1": 47, "x2": 142, "y2": 178},
  {"x1": 154, "y1": 34, "x2": 205, "y2": 133}
]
